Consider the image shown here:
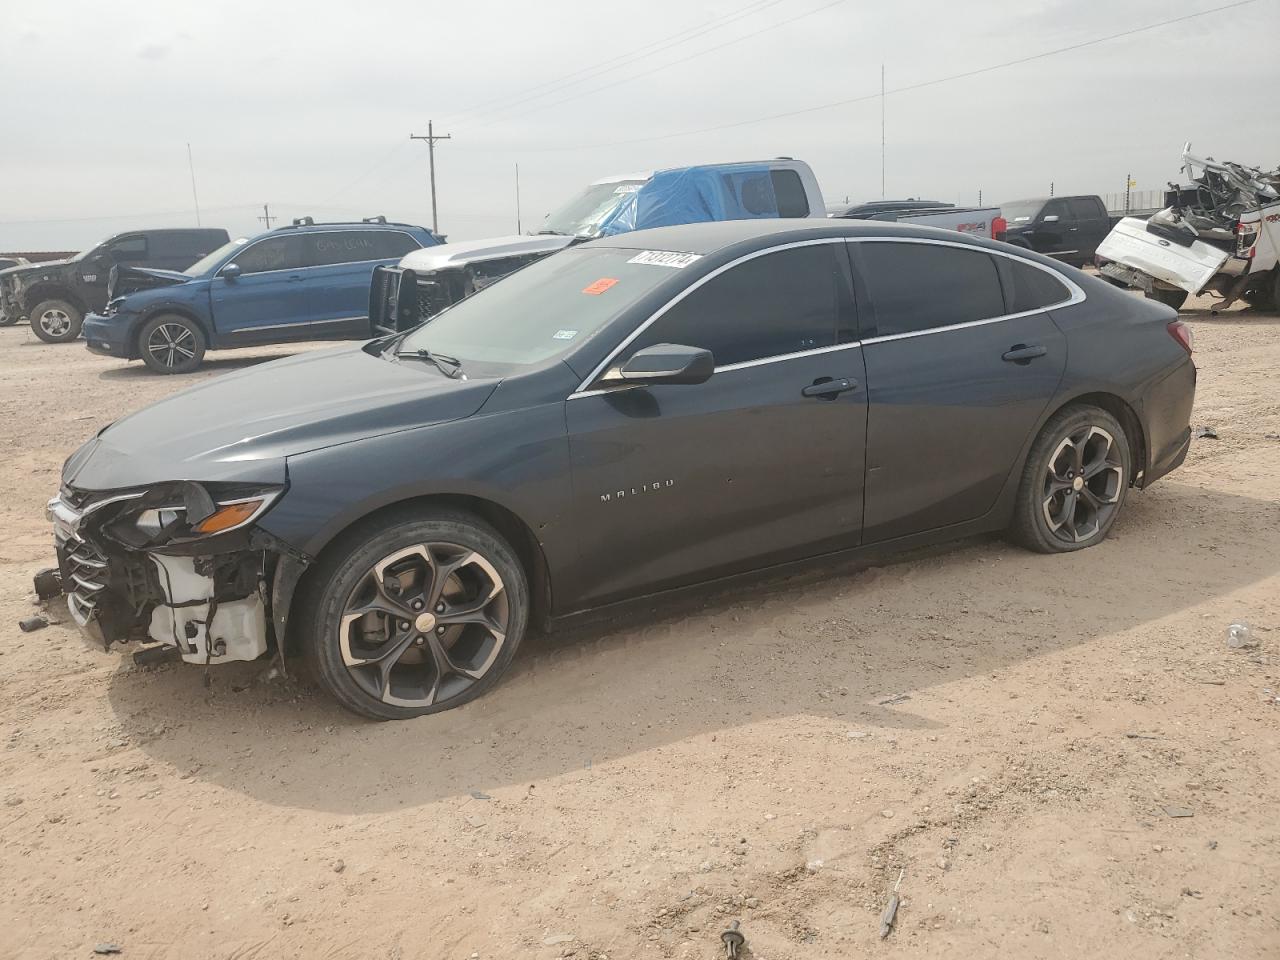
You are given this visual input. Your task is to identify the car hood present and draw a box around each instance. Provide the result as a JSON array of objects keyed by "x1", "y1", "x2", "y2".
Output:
[
  {"x1": 0, "y1": 258, "x2": 71, "y2": 281},
  {"x1": 62, "y1": 343, "x2": 499, "y2": 491},
  {"x1": 396, "y1": 234, "x2": 574, "y2": 273},
  {"x1": 110, "y1": 265, "x2": 192, "y2": 297}
]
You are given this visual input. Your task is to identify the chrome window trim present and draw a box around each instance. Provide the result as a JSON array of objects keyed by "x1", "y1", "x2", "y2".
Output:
[{"x1": 567, "y1": 234, "x2": 1085, "y2": 400}]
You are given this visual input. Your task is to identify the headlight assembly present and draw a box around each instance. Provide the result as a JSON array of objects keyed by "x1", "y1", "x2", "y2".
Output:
[{"x1": 103, "y1": 483, "x2": 283, "y2": 548}]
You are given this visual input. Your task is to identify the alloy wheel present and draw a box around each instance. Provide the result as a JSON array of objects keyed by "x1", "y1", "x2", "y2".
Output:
[
  {"x1": 1041, "y1": 425, "x2": 1124, "y2": 544},
  {"x1": 339, "y1": 542, "x2": 509, "y2": 709},
  {"x1": 38, "y1": 308, "x2": 73, "y2": 338},
  {"x1": 146, "y1": 322, "x2": 197, "y2": 369}
]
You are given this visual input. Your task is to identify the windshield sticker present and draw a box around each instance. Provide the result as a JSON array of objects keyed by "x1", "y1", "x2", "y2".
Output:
[
  {"x1": 582, "y1": 277, "x2": 618, "y2": 295},
  {"x1": 553, "y1": 329, "x2": 579, "y2": 340},
  {"x1": 628, "y1": 250, "x2": 702, "y2": 269}
]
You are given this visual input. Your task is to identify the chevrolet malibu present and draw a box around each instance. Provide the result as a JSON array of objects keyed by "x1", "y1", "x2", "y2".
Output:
[{"x1": 46, "y1": 220, "x2": 1196, "y2": 719}]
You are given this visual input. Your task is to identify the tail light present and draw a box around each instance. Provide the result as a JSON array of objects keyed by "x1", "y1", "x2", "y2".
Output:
[
  {"x1": 992, "y1": 216, "x2": 1007, "y2": 242},
  {"x1": 1236, "y1": 220, "x2": 1260, "y2": 258},
  {"x1": 1167, "y1": 319, "x2": 1194, "y2": 355}
]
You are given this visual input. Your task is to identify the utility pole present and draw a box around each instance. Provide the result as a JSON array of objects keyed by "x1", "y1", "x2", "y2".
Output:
[
  {"x1": 186, "y1": 142, "x2": 202, "y2": 226},
  {"x1": 515, "y1": 162, "x2": 523, "y2": 235},
  {"x1": 1124, "y1": 172, "x2": 1132, "y2": 215},
  {"x1": 258, "y1": 203, "x2": 275, "y2": 230},
  {"x1": 1049, "y1": 181, "x2": 1055, "y2": 198},
  {"x1": 880, "y1": 64, "x2": 885, "y2": 199},
  {"x1": 410, "y1": 121, "x2": 451, "y2": 234}
]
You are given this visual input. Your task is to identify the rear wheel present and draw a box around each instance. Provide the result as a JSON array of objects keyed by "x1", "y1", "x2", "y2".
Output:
[
  {"x1": 138, "y1": 314, "x2": 206, "y2": 374},
  {"x1": 1010, "y1": 405, "x2": 1131, "y2": 553},
  {"x1": 0, "y1": 311, "x2": 18, "y2": 327},
  {"x1": 29, "y1": 299, "x2": 83, "y2": 343},
  {"x1": 1145, "y1": 287, "x2": 1188, "y2": 311},
  {"x1": 302, "y1": 509, "x2": 529, "y2": 720}
]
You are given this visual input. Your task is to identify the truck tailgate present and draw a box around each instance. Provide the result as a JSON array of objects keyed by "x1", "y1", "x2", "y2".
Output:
[{"x1": 1096, "y1": 217, "x2": 1228, "y2": 295}]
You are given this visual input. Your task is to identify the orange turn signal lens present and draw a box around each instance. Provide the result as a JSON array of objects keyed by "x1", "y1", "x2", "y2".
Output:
[{"x1": 191, "y1": 499, "x2": 264, "y2": 535}]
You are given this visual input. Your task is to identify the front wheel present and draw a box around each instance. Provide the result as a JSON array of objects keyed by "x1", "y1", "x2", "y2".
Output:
[
  {"x1": 138, "y1": 314, "x2": 206, "y2": 374},
  {"x1": 1010, "y1": 405, "x2": 1131, "y2": 553},
  {"x1": 302, "y1": 510, "x2": 529, "y2": 720},
  {"x1": 29, "y1": 299, "x2": 84, "y2": 343},
  {"x1": 0, "y1": 311, "x2": 18, "y2": 327}
]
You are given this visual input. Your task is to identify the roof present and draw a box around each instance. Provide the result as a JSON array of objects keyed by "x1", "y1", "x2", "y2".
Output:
[{"x1": 587, "y1": 217, "x2": 1005, "y2": 257}]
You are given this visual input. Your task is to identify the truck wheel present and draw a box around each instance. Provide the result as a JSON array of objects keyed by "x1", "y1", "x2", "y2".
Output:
[
  {"x1": 138, "y1": 314, "x2": 206, "y2": 374},
  {"x1": 1145, "y1": 288, "x2": 1187, "y2": 311},
  {"x1": 0, "y1": 311, "x2": 18, "y2": 327},
  {"x1": 29, "y1": 299, "x2": 84, "y2": 343}
]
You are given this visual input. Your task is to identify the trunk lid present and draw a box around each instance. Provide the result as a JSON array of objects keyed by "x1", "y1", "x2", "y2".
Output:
[{"x1": 1096, "y1": 217, "x2": 1229, "y2": 295}]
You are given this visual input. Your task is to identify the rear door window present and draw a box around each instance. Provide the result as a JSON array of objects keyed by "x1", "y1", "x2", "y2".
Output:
[
  {"x1": 771, "y1": 170, "x2": 810, "y2": 217},
  {"x1": 627, "y1": 244, "x2": 841, "y2": 367},
  {"x1": 852, "y1": 242, "x2": 1004, "y2": 337},
  {"x1": 107, "y1": 235, "x2": 147, "y2": 261},
  {"x1": 995, "y1": 256, "x2": 1072, "y2": 314},
  {"x1": 372, "y1": 231, "x2": 422, "y2": 259},
  {"x1": 232, "y1": 236, "x2": 307, "y2": 274},
  {"x1": 1068, "y1": 197, "x2": 1104, "y2": 223},
  {"x1": 308, "y1": 231, "x2": 382, "y2": 266}
]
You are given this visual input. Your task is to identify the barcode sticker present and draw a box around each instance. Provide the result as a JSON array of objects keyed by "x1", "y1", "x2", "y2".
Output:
[{"x1": 627, "y1": 250, "x2": 702, "y2": 269}]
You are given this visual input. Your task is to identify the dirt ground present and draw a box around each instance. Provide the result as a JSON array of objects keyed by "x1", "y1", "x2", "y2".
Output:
[{"x1": 0, "y1": 293, "x2": 1277, "y2": 960}]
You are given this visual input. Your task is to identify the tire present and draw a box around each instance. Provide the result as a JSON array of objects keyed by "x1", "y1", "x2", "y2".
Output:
[
  {"x1": 0, "y1": 312, "x2": 18, "y2": 327},
  {"x1": 29, "y1": 298, "x2": 84, "y2": 343},
  {"x1": 138, "y1": 314, "x2": 206, "y2": 374},
  {"x1": 1145, "y1": 287, "x2": 1188, "y2": 311},
  {"x1": 301, "y1": 508, "x2": 529, "y2": 720},
  {"x1": 1010, "y1": 404, "x2": 1132, "y2": 554}
]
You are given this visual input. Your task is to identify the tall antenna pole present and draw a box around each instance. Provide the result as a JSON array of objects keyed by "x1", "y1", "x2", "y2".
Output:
[
  {"x1": 410, "y1": 121, "x2": 452, "y2": 234},
  {"x1": 186, "y1": 142, "x2": 202, "y2": 226},
  {"x1": 258, "y1": 204, "x2": 275, "y2": 230},
  {"x1": 880, "y1": 64, "x2": 885, "y2": 199},
  {"x1": 515, "y1": 162, "x2": 523, "y2": 235}
]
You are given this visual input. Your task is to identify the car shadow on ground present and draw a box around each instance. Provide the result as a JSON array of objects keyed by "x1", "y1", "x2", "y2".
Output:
[
  {"x1": 96, "y1": 353, "x2": 301, "y2": 379},
  {"x1": 105, "y1": 480, "x2": 1279, "y2": 813}
]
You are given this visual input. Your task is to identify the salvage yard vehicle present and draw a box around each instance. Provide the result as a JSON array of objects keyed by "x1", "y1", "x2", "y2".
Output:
[
  {"x1": 81, "y1": 218, "x2": 440, "y2": 373},
  {"x1": 45, "y1": 219, "x2": 1195, "y2": 719},
  {"x1": 0, "y1": 257, "x2": 30, "y2": 325},
  {"x1": 999, "y1": 195, "x2": 1111, "y2": 265},
  {"x1": 830, "y1": 200, "x2": 1007, "y2": 240},
  {"x1": 0, "y1": 229, "x2": 229, "y2": 343},
  {"x1": 1096, "y1": 146, "x2": 1280, "y2": 312},
  {"x1": 369, "y1": 158, "x2": 824, "y2": 334}
]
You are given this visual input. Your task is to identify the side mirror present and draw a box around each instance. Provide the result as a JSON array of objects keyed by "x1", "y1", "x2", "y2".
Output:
[
  {"x1": 219, "y1": 263, "x2": 242, "y2": 280},
  {"x1": 1042, "y1": 214, "x2": 1060, "y2": 223},
  {"x1": 617, "y1": 343, "x2": 714, "y2": 386}
]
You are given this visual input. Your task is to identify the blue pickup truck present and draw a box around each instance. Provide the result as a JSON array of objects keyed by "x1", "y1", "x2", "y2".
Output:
[{"x1": 82, "y1": 218, "x2": 439, "y2": 373}]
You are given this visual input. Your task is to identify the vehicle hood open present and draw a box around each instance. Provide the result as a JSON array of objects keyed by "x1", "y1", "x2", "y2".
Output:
[
  {"x1": 109, "y1": 265, "x2": 193, "y2": 298},
  {"x1": 396, "y1": 234, "x2": 575, "y2": 273},
  {"x1": 62, "y1": 344, "x2": 499, "y2": 491}
]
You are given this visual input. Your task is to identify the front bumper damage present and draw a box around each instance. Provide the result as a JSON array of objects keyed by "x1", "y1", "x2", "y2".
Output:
[{"x1": 47, "y1": 484, "x2": 307, "y2": 665}]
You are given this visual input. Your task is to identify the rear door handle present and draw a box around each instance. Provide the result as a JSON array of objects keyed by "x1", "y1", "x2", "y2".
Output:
[
  {"x1": 288, "y1": 274, "x2": 305, "y2": 282},
  {"x1": 1002, "y1": 344, "x2": 1047, "y2": 363},
  {"x1": 802, "y1": 377, "x2": 858, "y2": 399}
]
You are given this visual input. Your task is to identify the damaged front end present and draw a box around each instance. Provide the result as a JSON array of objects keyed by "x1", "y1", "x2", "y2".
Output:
[{"x1": 47, "y1": 480, "x2": 305, "y2": 665}]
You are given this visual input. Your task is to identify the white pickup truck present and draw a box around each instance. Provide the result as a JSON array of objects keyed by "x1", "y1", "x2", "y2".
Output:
[
  {"x1": 1096, "y1": 147, "x2": 1280, "y2": 311},
  {"x1": 370, "y1": 158, "x2": 826, "y2": 333}
]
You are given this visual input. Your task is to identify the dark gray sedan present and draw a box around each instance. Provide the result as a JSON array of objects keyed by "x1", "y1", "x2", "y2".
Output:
[{"x1": 46, "y1": 220, "x2": 1195, "y2": 719}]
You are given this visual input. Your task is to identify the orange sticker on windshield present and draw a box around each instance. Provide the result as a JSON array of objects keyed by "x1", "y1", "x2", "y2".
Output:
[{"x1": 582, "y1": 277, "x2": 618, "y2": 295}]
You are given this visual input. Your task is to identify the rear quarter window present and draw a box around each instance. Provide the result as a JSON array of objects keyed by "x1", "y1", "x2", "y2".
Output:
[
  {"x1": 771, "y1": 170, "x2": 810, "y2": 217},
  {"x1": 996, "y1": 256, "x2": 1072, "y2": 313},
  {"x1": 852, "y1": 242, "x2": 1004, "y2": 337}
]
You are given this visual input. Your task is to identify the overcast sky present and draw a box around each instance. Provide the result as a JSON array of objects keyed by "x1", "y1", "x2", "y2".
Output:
[{"x1": 1, "y1": 0, "x2": 1276, "y2": 251}]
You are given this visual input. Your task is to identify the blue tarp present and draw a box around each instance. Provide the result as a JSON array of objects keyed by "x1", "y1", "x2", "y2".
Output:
[{"x1": 597, "y1": 164, "x2": 780, "y2": 236}]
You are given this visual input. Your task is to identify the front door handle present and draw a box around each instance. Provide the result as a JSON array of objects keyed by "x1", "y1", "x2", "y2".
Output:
[
  {"x1": 802, "y1": 377, "x2": 858, "y2": 399},
  {"x1": 1002, "y1": 344, "x2": 1047, "y2": 364},
  {"x1": 288, "y1": 274, "x2": 305, "y2": 282}
]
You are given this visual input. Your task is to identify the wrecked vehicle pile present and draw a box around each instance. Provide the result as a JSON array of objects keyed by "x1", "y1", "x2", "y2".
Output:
[{"x1": 1097, "y1": 145, "x2": 1280, "y2": 311}]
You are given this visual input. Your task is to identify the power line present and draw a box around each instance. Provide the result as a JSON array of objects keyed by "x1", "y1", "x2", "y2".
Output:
[
  {"x1": 517, "y1": 0, "x2": 1259, "y2": 153},
  {"x1": 459, "y1": 0, "x2": 847, "y2": 134},
  {"x1": 439, "y1": 0, "x2": 787, "y2": 127}
]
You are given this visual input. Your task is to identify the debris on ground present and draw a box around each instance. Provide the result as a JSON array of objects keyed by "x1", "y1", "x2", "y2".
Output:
[
  {"x1": 32, "y1": 567, "x2": 61, "y2": 601},
  {"x1": 92, "y1": 945, "x2": 122, "y2": 956},
  {"x1": 1226, "y1": 623, "x2": 1256, "y2": 649},
  {"x1": 469, "y1": 791, "x2": 492, "y2": 800},
  {"x1": 18, "y1": 616, "x2": 48, "y2": 633},
  {"x1": 1194, "y1": 426, "x2": 1219, "y2": 440},
  {"x1": 880, "y1": 868, "x2": 905, "y2": 940},
  {"x1": 1124, "y1": 733, "x2": 1160, "y2": 740},
  {"x1": 720, "y1": 919, "x2": 744, "y2": 958},
  {"x1": 879, "y1": 693, "x2": 911, "y2": 706},
  {"x1": 1162, "y1": 805, "x2": 1195, "y2": 818}
]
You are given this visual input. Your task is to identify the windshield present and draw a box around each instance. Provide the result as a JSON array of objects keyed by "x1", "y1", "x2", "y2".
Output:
[
  {"x1": 399, "y1": 247, "x2": 686, "y2": 369},
  {"x1": 1001, "y1": 200, "x2": 1045, "y2": 223},
  {"x1": 184, "y1": 237, "x2": 249, "y2": 276},
  {"x1": 540, "y1": 180, "x2": 646, "y2": 238},
  {"x1": 69, "y1": 240, "x2": 107, "y2": 262}
]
